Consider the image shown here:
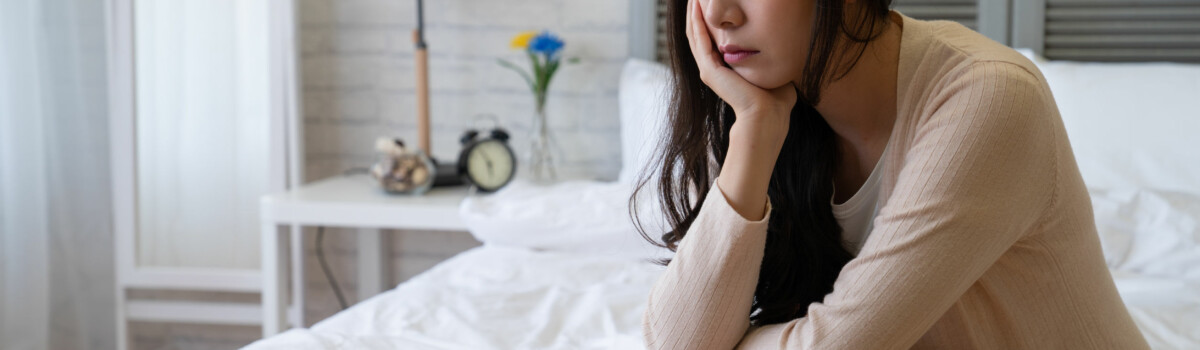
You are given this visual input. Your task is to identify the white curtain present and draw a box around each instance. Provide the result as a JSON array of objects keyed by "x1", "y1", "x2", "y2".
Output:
[
  {"x1": 135, "y1": 0, "x2": 270, "y2": 270},
  {"x1": 0, "y1": 0, "x2": 115, "y2": 349}
]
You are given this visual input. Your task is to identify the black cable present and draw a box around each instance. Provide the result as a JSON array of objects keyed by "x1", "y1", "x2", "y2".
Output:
[
  {"x1": 315, "y1": 226, "x2": 349, "y2": 310},
  {"x1": 314, "y1": 166, "x2": 383, "y2": 311}
]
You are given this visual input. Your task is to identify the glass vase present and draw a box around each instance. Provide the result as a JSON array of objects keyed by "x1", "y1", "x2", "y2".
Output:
[{"x1": 523, "y1": 106, "x2": 560, "y2": 184}]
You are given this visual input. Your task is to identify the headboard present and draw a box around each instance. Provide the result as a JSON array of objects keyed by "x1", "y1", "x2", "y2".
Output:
[{"x1": 629, "y1": 0, "x2": 1200, "y2": 64}]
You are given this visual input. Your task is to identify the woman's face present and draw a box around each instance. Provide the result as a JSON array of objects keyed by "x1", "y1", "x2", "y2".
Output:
[{"x1": 699, "y1": 0, "x2": 817, "y2": 90}]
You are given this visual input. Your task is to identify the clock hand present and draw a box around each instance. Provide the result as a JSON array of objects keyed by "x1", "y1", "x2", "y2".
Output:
[{"x1": 488, "y1": 149, "x2": 504, "y2": 167}]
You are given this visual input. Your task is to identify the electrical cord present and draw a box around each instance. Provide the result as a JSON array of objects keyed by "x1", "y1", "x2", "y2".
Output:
[
  {"x1": 312, "y1": 167, "x2": 373, "y2": 312},
  {"x1": 315, "y1": 226, "x2": 349, "y2": 310},
  {"x1": 314, "y1": 165, "x2": 408, "y2": 311}
]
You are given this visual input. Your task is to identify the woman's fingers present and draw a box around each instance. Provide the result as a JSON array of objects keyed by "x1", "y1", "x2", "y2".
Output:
[
  {"x1": 686, "y1": 0, "x2": 699, "y2": 62},
  {"x1": 689, "y1": 0, "x2": 720, "y2": 70},
  {"x1": 688, "y1": 0, "x2": 716, "y2": 81},
  {"x1": 688, "y1": 0, "x2": 728, "y2": 90},
  {"x1": 685, "y1": 0, "x2": 694, "y2": 46}
]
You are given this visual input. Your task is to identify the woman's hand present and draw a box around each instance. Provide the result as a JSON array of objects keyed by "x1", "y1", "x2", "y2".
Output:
[
  {"x1": 686, "y1": 0, "x2": 797, "y2": 126},
  {"x1": 687, "y1": 0, "x2": 795, "y2": 221}
]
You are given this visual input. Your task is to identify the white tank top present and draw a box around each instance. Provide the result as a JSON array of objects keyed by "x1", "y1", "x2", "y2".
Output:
[{"x1": 831, "y1": 140, "x2": 891, "y2": 256}]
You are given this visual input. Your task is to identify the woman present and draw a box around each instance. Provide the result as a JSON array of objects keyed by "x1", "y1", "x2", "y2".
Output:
[{"x1": 633, "y1": 0, "x2": 1149, "y2": 348}]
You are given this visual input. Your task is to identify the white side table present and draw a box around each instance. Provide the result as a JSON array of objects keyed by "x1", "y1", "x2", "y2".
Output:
[{"x1": 259, "y1": 174, "x2": 471, "y2": 337}]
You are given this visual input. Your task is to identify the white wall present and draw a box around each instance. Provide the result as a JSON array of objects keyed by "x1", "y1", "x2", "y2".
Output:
[{"x1": 131, "y1": 1, "x2": 635, "y2": 347}]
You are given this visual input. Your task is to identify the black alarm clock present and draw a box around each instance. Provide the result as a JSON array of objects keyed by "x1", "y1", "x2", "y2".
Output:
[{"x1": 456, "y1": 127, "x2": 517, "y2": 192}]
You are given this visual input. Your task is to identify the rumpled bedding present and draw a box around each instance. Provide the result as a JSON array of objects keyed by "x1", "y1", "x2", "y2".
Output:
[
  {"x1": 244, "y1": 186, "x2": 1200, "y2": 349},
  {"x1": 1092, "y1": 188, "x2": 1200, "y2": 349},
  {"x1": 243, "y1": 245, "x2": 664, "y2": 350}
]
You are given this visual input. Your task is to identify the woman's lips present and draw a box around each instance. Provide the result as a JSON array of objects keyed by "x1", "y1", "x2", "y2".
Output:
[
  {"x1": 723, "y1": 50, "x2": 759, "y2": 64},
  {"x1": 719, "y1": 45, "x2": 759, "y2": 64}
]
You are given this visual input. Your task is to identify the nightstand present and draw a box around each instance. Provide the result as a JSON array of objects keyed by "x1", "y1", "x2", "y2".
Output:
[{"x1": 258, "y1": 174, "x2": 471, "y2": 337}]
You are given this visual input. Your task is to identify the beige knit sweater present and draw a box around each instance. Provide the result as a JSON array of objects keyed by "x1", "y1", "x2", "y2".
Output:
[{"x1": 642, "y1": 11, "x2": 1149, "y2": 349}]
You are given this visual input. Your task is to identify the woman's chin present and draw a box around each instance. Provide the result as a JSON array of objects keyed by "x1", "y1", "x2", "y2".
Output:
[{"x1": 734, "y1": 68, "x2": 792, "y2": 90}]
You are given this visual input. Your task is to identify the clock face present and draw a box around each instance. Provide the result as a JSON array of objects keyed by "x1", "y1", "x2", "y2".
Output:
[{"x1": 466, "y1": 140, "x2": 515, "y2": 191}]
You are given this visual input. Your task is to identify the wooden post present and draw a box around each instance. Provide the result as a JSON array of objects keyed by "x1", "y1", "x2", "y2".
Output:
[{"x1": 414, "y1": 0, "x2": 431, "y2": 154}]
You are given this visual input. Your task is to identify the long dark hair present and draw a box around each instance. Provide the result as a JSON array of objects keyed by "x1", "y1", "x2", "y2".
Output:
[{"x1": 630, "y1": 0, "x2": 894, "y2": 326}]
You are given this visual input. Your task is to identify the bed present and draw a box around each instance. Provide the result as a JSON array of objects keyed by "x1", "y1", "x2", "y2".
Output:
[
  {"x1": 246, "y1": 2, "x2": 1200, "y2": 348},
  {"x1": 244, "y1": 55, "x2": 1200, "y2": 349}
]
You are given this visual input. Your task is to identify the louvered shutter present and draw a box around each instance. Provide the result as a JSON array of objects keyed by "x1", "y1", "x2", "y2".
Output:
[
  {"x1": 1037, "y1": 0, "x2": 1200, "y2": 62},
  {"x1": 655, "y1": 0, "x2": 670, "y2": 64},
  {"x1": 893, "y1": 0, "x2": 980, "y2": 29}
]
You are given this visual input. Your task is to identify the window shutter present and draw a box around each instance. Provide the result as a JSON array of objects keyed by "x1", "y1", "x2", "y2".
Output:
[
  {"x1": 655, "y1": 0, "x2": 670, "y2": 64},
  {"x1": 893, "y1": 0, "x2": 980, "y2": 30},
  {"x1": 1041, "y1": 0, "x2": 1200, "y2": 62}
]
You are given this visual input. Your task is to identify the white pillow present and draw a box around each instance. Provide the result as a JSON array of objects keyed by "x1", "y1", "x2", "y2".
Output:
[
  {"x1": 617, "y1": 58, "x2": 672, "y2": 184},
  {"x1": 459, "y1": 179, "x2": 673, "y2": 262},
  {"x1": 1016, "y1": 48, "x2": 1200, "y2": 195}
]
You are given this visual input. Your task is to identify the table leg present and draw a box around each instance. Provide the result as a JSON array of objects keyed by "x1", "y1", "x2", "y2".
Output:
[
  {"x1": 289, "y1": 225, "x2": 306, "y2": 328},
  {"x1": 261, "y1": 221, "x2": 287, "y2": 337},
  {"x1": 357, "y1": 228, "x2": 386, "y2": 301}
]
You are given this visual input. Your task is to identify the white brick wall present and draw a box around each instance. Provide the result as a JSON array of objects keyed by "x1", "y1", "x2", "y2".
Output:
[
  {"x1": 300, "y1": 0, "x2": 629, "y2": 182},
  {"x1": 134, "y1": 1, "x2": 633, "y2": 348}
]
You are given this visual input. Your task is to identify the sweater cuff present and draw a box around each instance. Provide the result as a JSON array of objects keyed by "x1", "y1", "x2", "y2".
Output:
[
  {"x1": 671, "y1": 177, "x2": 773, "y2": 261},
  {"x1": 710, "y1": 177, "x2": 773, "y2": 225}
]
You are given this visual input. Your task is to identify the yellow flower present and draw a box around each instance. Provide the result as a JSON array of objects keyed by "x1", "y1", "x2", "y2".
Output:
[{"x1": 510, "y1": 31, "x2": 537, "y2": 49}]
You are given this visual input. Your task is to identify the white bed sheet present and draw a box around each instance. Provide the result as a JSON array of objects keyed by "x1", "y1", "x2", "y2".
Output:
[
  {"x1": 243, "y1": 245, "x2": 665, "y2": 350},
  {"x1": 243, "y1": 248, "x2": 1198, "y2": 350},
  {"x1": 1092, "y1": 188, "x2": 1200, "y2": 349},
  {"x1": 1113, "y1": 271, "x2": 1200, "y2": 349}
]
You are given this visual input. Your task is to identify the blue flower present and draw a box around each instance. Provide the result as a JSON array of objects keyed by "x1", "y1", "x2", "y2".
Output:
[{"x1": 528, "y1": 31, "x2": 564, "y2": 58}]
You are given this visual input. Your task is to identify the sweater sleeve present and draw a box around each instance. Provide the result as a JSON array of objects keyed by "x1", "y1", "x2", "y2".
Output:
[
  {"x1": 642, "y1": 61, "x2": 1058, "y2": 349},
  {"x1": 641, "y1": 175, "x2": 774, "y2": 350}
]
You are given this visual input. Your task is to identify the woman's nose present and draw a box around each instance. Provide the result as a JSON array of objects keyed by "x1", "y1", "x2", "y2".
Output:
[{"x1": 703, "y1": 0, "x2": 745, "y2": 30}]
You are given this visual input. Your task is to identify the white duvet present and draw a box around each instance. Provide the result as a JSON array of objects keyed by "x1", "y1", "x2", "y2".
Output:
[
  {"x1": 245, "y1": 184, "x2": 1200, "y2": 349},
  {"x1": 1092, "y1": 188, "x2": 1200, "y2": 349},
  {"x1": 243, "y1": 245, "x2": 664, "y2": 350}
]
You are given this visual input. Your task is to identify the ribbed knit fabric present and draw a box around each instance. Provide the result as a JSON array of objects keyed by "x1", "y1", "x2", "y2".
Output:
[{"x1": 642, "y1": 11, "x2": 1150, "y2": 350}]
